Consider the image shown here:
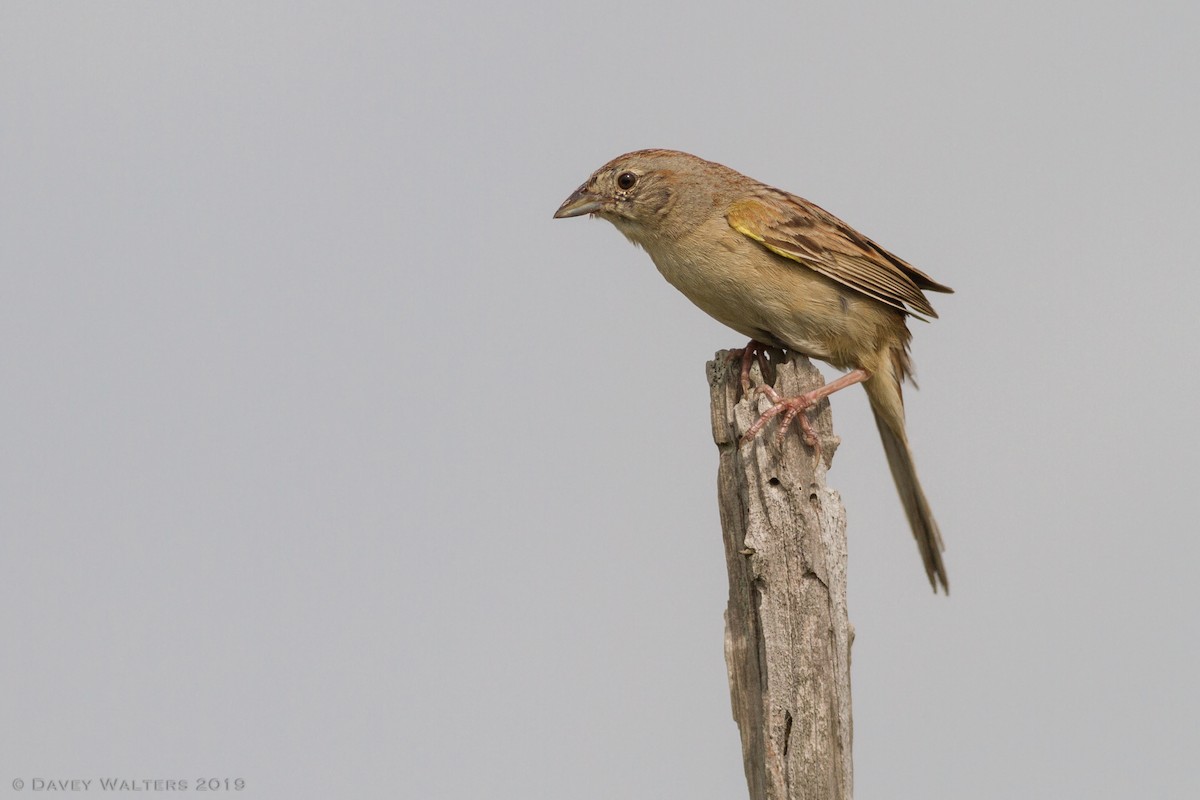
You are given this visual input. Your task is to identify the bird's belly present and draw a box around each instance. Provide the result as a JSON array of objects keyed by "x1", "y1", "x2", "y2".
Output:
[{"x1": 649, "y1": 245, "x2": 848, "y2": 365}]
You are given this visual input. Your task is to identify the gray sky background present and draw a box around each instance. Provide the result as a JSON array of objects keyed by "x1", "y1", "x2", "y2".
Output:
[{"x1": 3, "y1": 2, "x2": 1198, "y2": 798}]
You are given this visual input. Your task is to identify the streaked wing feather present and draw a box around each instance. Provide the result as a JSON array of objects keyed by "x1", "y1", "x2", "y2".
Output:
[{"x1": 727, "y1": 191, "x2": 948, "y2": 319}]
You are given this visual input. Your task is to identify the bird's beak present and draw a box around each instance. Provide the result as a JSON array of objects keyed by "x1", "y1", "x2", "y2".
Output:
[{"x1": 553, "y1": 187, "x2": 605, "y2": 219}]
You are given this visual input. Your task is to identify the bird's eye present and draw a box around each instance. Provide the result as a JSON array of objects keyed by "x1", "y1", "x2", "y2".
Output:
[{"x1": 616, "y1": 171, "x2": 637, "y2": 190}]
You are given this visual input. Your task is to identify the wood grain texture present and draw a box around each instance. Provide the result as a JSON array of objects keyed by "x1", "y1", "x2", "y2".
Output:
[{"x1": 708, "y1": 350, "x2": 853, "y2": 800}]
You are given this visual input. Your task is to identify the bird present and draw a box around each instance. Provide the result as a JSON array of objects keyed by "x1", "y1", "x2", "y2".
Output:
[{"x1": 553, "y1": 149, "x2": 953, "y2": 593}]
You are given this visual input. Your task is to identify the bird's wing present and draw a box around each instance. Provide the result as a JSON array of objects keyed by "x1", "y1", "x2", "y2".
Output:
[{"x1": 726, "y1": 191, "x2": 952, "y2": 320}]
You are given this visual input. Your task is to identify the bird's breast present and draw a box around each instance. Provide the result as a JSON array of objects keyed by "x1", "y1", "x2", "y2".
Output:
[
  {"x1": 648, "y1": 230, "x2": 825, "y2": 357},
  {"x1": 641, "y1": 225, "x2": 850, "y2": 363}
]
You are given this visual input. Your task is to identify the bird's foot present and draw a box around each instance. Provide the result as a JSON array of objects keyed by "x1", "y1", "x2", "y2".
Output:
[
  {"x1": 728, "y1": 339, "x2": 770, "y2": 396},
  {"x1": 740, "y1": 385, "x2": 822, "y2": 456},
  {"x1": 738, "y1": 367, "x2": 870, "y2": 453}
]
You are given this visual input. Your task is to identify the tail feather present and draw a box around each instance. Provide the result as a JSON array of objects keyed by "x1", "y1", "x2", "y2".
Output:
[{"x1": 864, "y1": 374, "x2": 948, "y2": 593}]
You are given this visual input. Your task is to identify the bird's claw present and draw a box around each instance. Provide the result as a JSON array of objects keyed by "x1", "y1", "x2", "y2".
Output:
[
  {"x1": 729, "y1": 340, "x2": 770, "y2": 396},
  {"x1": 739, "y1": 385, "x2": 823, "y2": 457}
]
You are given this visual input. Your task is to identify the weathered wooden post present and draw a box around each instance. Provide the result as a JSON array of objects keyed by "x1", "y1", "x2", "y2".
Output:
[{"x1": 708, "y1": 350, "x2": 854, "y2": 800}]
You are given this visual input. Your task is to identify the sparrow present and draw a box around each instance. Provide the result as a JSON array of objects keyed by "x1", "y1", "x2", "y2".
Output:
[{"x1": 554, "y1": 149, "x2": 953, "y2": 592}]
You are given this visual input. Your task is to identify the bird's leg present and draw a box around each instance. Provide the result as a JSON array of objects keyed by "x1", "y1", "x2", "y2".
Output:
[
  {"x1": 728, "y1": 339, "x2": 770, "y2": 395},
  {"x1": 742, "y1": 384, "x2": 821, "y2": 450},
  {"x1": 740, "y1": 368, "x2": 871, "y2": 450}
]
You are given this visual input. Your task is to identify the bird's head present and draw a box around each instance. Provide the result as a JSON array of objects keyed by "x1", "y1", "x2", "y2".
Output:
[{"x1": 554, "y1": 149, "x2": 724, "y2": 247}]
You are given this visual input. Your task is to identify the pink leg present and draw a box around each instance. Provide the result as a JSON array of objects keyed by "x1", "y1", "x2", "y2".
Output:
[
  {"x1": 729, "y1": 339, "x2": 769, "y2": 395},
  {"x1": 740, "y1": 368, "x2": 871, "y2": 450}
]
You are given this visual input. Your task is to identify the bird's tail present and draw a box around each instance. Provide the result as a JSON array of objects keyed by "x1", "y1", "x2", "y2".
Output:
[{"x1": 863, "y1": 371, "x2": 949, "y2": 593}]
